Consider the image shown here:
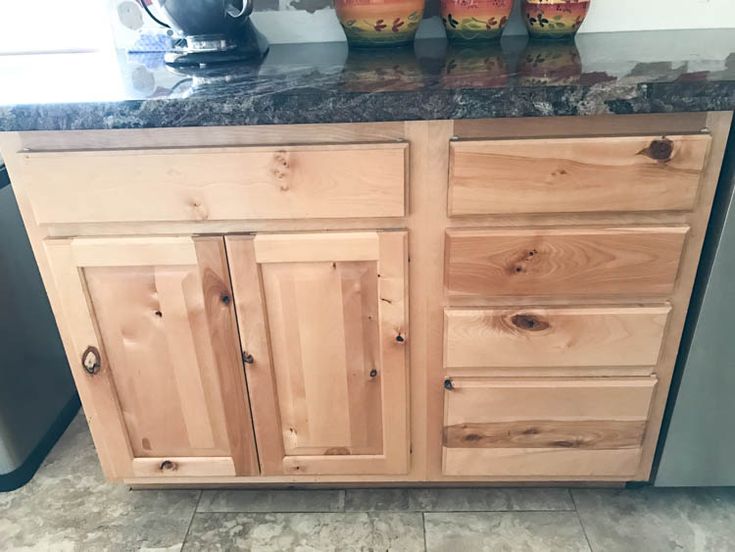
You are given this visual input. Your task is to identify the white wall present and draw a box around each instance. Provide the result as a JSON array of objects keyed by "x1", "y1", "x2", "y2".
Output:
[{"x1": 253, "y1": 0, "x2": 735, "y2": 44}]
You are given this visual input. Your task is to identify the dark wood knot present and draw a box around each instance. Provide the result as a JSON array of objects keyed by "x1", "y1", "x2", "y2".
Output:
[
  {"x1": 642, "y1": 138, "x2": 674, "y2": 162},
  {"x1": 511, "y1": 314, "x2": 550, "y2": 332}
]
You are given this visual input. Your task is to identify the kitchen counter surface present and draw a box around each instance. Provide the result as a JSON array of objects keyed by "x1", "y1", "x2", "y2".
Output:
[{"x1": 1, "y1": 29, "x2": 734, "y2": 132}]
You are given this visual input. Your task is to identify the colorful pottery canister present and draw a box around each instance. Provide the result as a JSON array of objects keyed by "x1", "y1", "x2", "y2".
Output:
[
  {"x1": 441, "y1": 0, "x2": 513, "y2": 42},
  {"x1": 522, "y1": 0, "x2": 590, "y2": 39},
  {"x1": 336, "y1": 0, "x2": 425, "y2": 48}
]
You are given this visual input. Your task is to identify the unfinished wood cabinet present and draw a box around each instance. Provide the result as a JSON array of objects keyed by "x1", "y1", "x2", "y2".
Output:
[
  {"x1": 43, "y1": 236, "x2": 259, "y2": 480},
  {"x1": 226, "y1": 231, "x2": 409, "y2": 475},
  {"x1": 2, "y1": 111, "x2": 731, "y2": 486},
  {"x1": 19, "y1": 142, "x2": 408, "y2": 224},
  {"x1": 444, "y1": 305, "x2": 670, "y2": 370},
  {"x1": 445, "y1": 227, "x2": 688, "y2": 298},
  {"x1": 442, "y1": 377, "x2": 657, "y2": 477},
  {"x1": 448, "y1": 134, "x2": 712, "y2": 215}
]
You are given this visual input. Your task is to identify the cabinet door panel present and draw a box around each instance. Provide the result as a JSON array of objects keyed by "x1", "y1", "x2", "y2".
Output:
[
  {"x1": 227, "y1": 231, "x2": 409, "y2": 476},
  {"x1": 45, "y1": 236, "x2": 259, "y2": 480}
]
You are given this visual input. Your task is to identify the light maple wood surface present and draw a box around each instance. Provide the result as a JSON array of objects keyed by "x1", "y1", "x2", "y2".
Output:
[
  {"x1": 445, "y1": 226, "x2": 688, "y2": 298},
  {"x1": 444, "y1": 306, "x2": 670, "y2": 369},
  {"x1": 43, "y1": 236, "x2": 259, "y2": 479},
  {"x1": 442, "y1": 377, "x2": 656, "y2": 477},
  {"x1": 226, "y1": 231, "x2": 409, "y2": 476},
  {"x1": 449, "y1": 134, "x2": 711, "y2": 215},
  {"x1": 19, "y1": 143, "x2": 407, "y2": 224},
  {"x1": 1, "y1": 111, "x2": 731, "y2": 486}
]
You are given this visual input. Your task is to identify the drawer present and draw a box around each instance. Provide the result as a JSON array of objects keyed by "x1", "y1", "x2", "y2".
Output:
[
  {"x1": 448, "y1": 134, "x2": 711, "y2": 216},
  {"x1": 19, "y1": 143, "x2": 407, "y2": 224},
  {"x1": 445, "y1": 226, "x2": 688, "y2": 298},
  {"x1": 442, "y1": 377, "x2": 657, "y2": 477},
  {"x1": 444, "y1": 305, "x2": 670, "y2": 369}
]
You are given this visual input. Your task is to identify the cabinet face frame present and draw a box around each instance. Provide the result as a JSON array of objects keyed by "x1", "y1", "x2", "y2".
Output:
[
  {"x1": 43, "y1": 235, "x2": 259, "y2": 480},
  {"x1": 226, "y1": 231, "x2": 409, "y2": 476}
]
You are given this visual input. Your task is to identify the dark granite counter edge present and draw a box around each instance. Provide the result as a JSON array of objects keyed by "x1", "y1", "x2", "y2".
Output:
[{"x1": 2, "y1": 81, "x2": 734, "y2": 132}]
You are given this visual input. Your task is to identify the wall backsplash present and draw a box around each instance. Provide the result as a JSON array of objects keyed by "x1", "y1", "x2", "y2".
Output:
[{"x1": 109, "y1": 0, "x2": 735, "y2": 48}]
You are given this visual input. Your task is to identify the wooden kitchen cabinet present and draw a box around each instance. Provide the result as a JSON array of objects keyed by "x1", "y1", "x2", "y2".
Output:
[
  {"x1": 226, "y1": 231, "x2": 409, "y2": 476},
  {"x1": 3, "y1": 112, "x2": 731, "y2": 485},
  {"x1": 43, "y1": 236, "x2": 259, "y2": 479}
]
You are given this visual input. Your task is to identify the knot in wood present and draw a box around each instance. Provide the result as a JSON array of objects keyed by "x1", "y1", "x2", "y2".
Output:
[
  {"x1": 644, "y1": 138, "x2": 674, "y2": 161},
  {"x1": 511, "y1": 314, "x2": 550, "y2": 332}
]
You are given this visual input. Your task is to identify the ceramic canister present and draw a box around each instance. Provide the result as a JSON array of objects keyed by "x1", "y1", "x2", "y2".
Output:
[
  {"x1": 336, "y1": 0, "x2": 425, "y2": 48},
  {"x1": 522, "y1": 0, "x2": 590, "y2": 39},
  {"x1": 441, "y1": 0, "x2": 513, "y2": 42}
]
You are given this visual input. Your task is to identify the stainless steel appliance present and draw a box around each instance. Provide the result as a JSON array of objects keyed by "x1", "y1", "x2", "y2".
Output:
[
  {"x1": 654, "y1": 124, "x2": 735, "y2": 486},
  {"x1": 0, "y1": 164, "x2": 79, "y2": 491},
  {"x1": 138, "y1": 0, "x2": 266, "y2": 65}
]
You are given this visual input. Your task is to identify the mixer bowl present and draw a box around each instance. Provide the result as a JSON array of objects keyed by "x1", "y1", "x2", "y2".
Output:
[{"x1": 152, "y1": 0, "x2": 252, "y2": 38}]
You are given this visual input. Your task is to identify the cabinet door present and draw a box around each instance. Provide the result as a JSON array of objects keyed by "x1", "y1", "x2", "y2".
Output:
[
  {"x1": 44, "y1": 236, "x2": 259, "y2": 480},
  {"x1": 226, "y1": 232, "x2": 409, "y2": 475}
]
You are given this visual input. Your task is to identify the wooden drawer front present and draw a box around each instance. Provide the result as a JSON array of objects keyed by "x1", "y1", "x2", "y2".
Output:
[
  {"x1": 20, "y1": 143, "x2": 407, "y2": 224},
  {"x1": 444, "y1": 306, "x2": 670, "y2": 369},
  {"x1": 442, "y1": 378, "x2": 657, "y2": 477},
  {"x1": 445, "y1": 227, "x2": 688, "y2": 298},
  {"x1": 448, "y1": 134, "x2": 711, "y2": 215}
]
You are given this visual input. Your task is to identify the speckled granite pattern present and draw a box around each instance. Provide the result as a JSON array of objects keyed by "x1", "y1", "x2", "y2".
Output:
[{"x1": 1, "y1": 29, "x2": 734, "y2": 132}]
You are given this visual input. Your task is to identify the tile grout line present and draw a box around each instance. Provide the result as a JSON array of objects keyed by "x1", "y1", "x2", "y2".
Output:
[
  {"x1": 569, "y1": 490, "x2": 595, "y2": 552},
  {"x1": 180, "y1": 490, "x2": 203, "y2": 551},
  {"x1": 421, "y1": 512, "x2": 429, "y2": 552}
]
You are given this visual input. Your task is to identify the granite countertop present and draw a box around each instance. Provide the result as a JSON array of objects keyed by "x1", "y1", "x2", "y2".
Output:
[{"x1": 1, "y1": 29, "x2": 734, "y2": 132}]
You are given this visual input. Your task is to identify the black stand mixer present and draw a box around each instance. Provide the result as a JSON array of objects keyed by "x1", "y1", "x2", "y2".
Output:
[{"x1": 138, "y1": 0, "x2": 268, "y2": 65}]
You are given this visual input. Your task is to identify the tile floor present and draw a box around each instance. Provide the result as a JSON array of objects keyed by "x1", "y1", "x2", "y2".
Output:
[{"x1": 2, "y1": 414, "x2": 735, "y2": 551}]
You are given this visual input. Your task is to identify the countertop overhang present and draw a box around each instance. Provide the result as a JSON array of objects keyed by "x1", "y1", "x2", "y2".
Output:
[{"x1": 1, "y1": 29, "x2": 734, "y2": 132}]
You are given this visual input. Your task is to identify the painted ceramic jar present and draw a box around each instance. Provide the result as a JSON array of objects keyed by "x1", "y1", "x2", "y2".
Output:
[
  {"x1": 336, "y1": 0, "x2": 425, "y2": 48},
  {"x1": 522, "y1": 0, "x2": 590, "y2": 40},
  {"x1": 441, "y1": 0, "x2": 513, "y2": 42}
]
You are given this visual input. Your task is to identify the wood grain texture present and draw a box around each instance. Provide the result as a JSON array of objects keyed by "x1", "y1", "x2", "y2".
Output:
[
  {"x1": 442, "y1": 377, "x2": 655, "y2": 477},
  {"x1": 20, "y1": 143, "x2": 407, "y2": 224},
  {"x1": 444, "y1": 306, "x2": 670, "y2": 368},
  {"x1": 253, "y1": 232, "x2": 380, "y2": 263},
  {"x1": 226, "y1": 231, "x2": 408, "y2": 476},
  {"x1": 443, "y1": 420, "x2": 647, "y2": 449},
  {"x1": 449, "y1": 134, "x2": 711, "y2": 215},
  {"x1": 132, "y1": 457, "x2": 236, "y2": 477},
  {"x1": 442, "y1": 448, "x2": 644, "y2": 477},
  {"x1": 444, "y1": 378, "x2": 657, "y2": 423},
  {"x1": 47, "y1": 236, "x2": 259, "y2": 477},
  {"x1": 445, "y1": 227, "x2": 688, "y2": 298}
]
